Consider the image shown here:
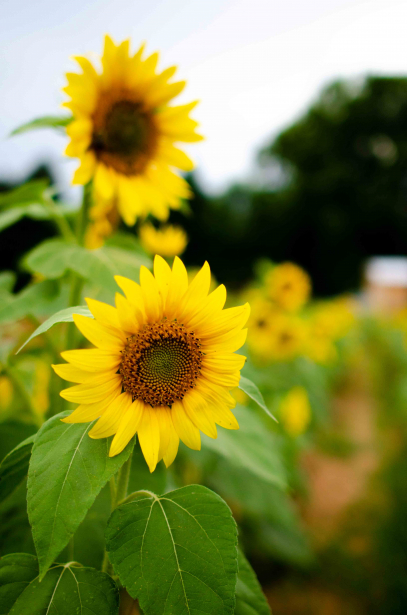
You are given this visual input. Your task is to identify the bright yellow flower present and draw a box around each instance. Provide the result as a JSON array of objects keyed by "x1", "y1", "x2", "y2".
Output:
[
  {"x1": 279, "y1": 386, "x2": 311, "y2": 437},
  {"x1": 53, "y1": 256, "x2": 249, "y2": 472},
  {"x1": 139, "y1": 223, "x2": 188, "y2": 257},
  {"x1": 63, "y1": 35, "x2": 203, "y2": 226},
  {"x1": 247, "y1": 295, "x2": 276, "y2": 359},
  {"x1": 268, "y1": 313, "x2": 306, "y2": 361},
  {"x1": 266, "y1": 262, "x2": 311, "y2": 312}
]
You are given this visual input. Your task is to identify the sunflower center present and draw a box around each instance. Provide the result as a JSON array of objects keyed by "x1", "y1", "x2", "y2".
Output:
[
  {"x1": 91, "y1": 98, "x2": 157, "y2": 175},
  {"x1": 119, "y1": 320, "x2": 203, "y2": 407}
]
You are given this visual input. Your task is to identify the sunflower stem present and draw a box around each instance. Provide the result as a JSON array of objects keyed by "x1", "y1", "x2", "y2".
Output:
[
  {"x1": 101, "y1": 453, "x2": 133, "y2": 574},
  {"x1": 65, "y1": 182, "x2": 92, "y2": 349}
]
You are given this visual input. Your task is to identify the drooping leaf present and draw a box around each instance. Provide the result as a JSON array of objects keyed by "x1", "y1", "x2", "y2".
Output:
[
  {"x1": 27, "y1": 411, "x2": 134, "y2": 579},
  {"x1": 0, "y1": 434, "x2": 35, "y2": 503},
  {"x1": 235, "y1": 551, "x2": 271, "y2": 615},
  {"x1": 239, "y1": 376, "x2": 277, "y2": 421},
  {"x1": 0, "y1": 553, "x2": 119, "y2": 615},
  {"x1": 203, "y1": 405, "x2": 287, "y2": 489},
  {"x1": 10, "y1": 115, "x2": 72, "y2": 136},
  {"x1": 17, "y1": 305, "x2": 92, "y2": 353},
  {"x1": 0, "y1": 204, "x2": 51, "y2": 232},
  {"x1": 24, "y1": 238, "x2": 151, "y2": 293},
  {"x1": 106, "y1": 485, "x2": 238, "y2": 615}
]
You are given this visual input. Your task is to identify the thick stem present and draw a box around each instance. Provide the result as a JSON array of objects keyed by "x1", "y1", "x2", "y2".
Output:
[{"x1": 102, "y1": 453, "x2": 133, "y2": 574}]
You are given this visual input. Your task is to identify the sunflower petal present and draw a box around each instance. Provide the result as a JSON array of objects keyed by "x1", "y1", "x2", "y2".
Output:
[
  {"x1": 137, "y1": 406, "x2": 160, "y2": 472},
  {"x1": 171, "y1": 401, "x2": 201, "y2": 450},
  {"x1": 109, "y1": 399, "x2": 144, "y2": 457}
]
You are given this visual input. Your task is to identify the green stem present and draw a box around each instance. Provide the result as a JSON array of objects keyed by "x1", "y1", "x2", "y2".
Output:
[
  {"x1": 65, "y1": 183, "x2": 92, "y2": 350},
  {"x1": 43, "y1": 193, "x2": 76, "y2": 242},
  {"x1": 102, "y1": 453, "x2": 133, "y2": 574}
]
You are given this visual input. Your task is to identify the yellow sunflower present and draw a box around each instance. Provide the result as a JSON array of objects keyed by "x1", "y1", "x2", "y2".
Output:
[
  {"x1": 279, "y1": 386, "x2": 311, "y2": 437},
  {"x1": 52, "y1": 256, "x2": 249, "y2": 472},
  {"x1": 63, "y1": 35, "x2": 203, "y2": 226},
  {"x1": 139, "y1": 223, "x2": 188, "y2": 257},
  {"x1": 266, "y1": 262, "x2": 311, "y2": 312}
]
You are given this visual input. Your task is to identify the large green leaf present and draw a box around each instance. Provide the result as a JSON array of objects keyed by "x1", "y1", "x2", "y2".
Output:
[
  {"x1": 0, "y1": 481, "x2": 35, "y2": 557},
  {"x1": 235, "y1": 551, "x2": 271, "y2": 615},
  {"x1": 10, "y1": 115, "x2": 72, "y2": 136},
  {"x1": 0, "y1": 280, "x2": 67, "y2": 325},
  {"x1": 27, "y1": 411, "x2": 134, "y2": 579},
  {"x1": 17, "y1": 305, "x2": 92, "y2": 353},
  {"x1": 106, "y1": 485, "x2": 238, "y2": 615},
  {"x1": 203, "y1": 405, "x2": 287, "y2": 489},
  {"x1": 24, "y1": 238, "x2": 151, "y2": 293},
  {"x1": 0, "y1": 553, "x2": 119, "y2": 615},
  {"x1": 239, "y1": 376, "x2": 277, "y2": 421},
  {"x1": 0, "y1": 435, "x2": 35, "y2": 503}
]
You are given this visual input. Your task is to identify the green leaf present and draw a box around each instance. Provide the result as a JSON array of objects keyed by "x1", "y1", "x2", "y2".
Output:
[
  {"x1": 0, "y1": 554, "x2": 119, "y2": 615},
  {"x1": 17, "y1": 305, "x2": 92, "y2": 353},
  {"x1": 0, "y1": 204, "x2": 50, "y2": 232},
  {"x1": 0, "y1": 180, "x2": 49, "y2": 209},
  {"x1": 239, "y1": 376, "x2": 277, "y2": 421},
  {"x1": 0, "y1": 481, "x2": 35, "y2": 557},
  {"x1": 0, "y1": 271, "x2": 16, "y2": 292},
  {"x1": 24, "y1": 238, "x2": 151, "y2": 293},
  {"x1": 235, "y1": 551, "x2": 271, "y2": 615},
  {"x1": 0, "y1": 435, "x2": 35, "y2": 503},
  {"x1": 27, "y1": 411, "x2": 134, "y2": 579},
  {"x1": 0, "y1": 421, "x2": 37, "y2": 462},
  {"x1": 203, "y1": 405, "x2": 287, "y2": 489},
  {"x1": 0, "y1": 280, "x2": 66, "y2": 325},
  {"x1": 10, "y1": 115, "x2": 72, "y2": 136},
  {"x1": 106, "y1": 485, "x2": 238, "y2": 615}
]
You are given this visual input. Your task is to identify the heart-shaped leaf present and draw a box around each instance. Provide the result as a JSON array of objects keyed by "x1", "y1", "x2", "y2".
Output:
[
  {"x1": 106, "y1": 485, "x2": 238, "y2": 615},
  {"x1": 27, "y1": 411, "x2": 134, "y2": 579},
  {"x1": 0, "y1": 553, "x2": 119, "y2": 615}
]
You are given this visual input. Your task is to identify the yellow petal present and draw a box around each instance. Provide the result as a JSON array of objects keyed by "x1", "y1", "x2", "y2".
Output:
[
  {"x1": 109, "y1": 399, "x2": 144, "y2": 457},
  {"x1": 202, "y1": 353, "x2": 246, "y2": 373},
  {"x1": 73, "y1": 314, "x2": 126, "y2": 350},
  {"x1": 139, "y1": 266, "x2": 162, "y2": 322},
  {"x1": 60, "y1": 349, "x2": 121, "y2": 372},
  {"x1": 60, "y1": 374, "x2": 122, "y2": 403},
  {"x1": 72, "y1": 153, "x2": 96, "y2": 185},
  {"x1": 153, "y1": 255, "x2": 172, "y2": 304},
  {"x1": 157, "y1": 142, "x2": 194, "y2": 172},
  {"x1": 184, "y1": 284, "x2": 227, "y2": 329},
  {"x1": 114, "y1": 276, "x2": 145, "y2": 317},
  {"x1": 178, "y1": 261, "x2": 211, "y2": 322},
  {"x1": 94, "y1": 164, "x2": 116, "y2": 200},
  {"x1": 138, "y1": 406, "x2": 161, "y2": 472},
  {"x1": 89, "y1": 392, "x2": 133, "y2": 438},
  {"x1": 115, "y1": 292, "x2": 140, "y2": 333},
  {"x1": 203, "y1": 328, "x2": 248, "y2": 353},
  {"x1": 61, "y1": 388, "x2": 120, "y2": 423},
  {"x1": 183, "y1": 391, "x2": 217, "y2": 439},
  {"x1": 85, "y1": 298, "x2": 121, "y2": 329},
  {"x1": 156, "y1": 407, "x2": 171, "y2": 461},
  {"x1": 200, "y1": 368, "x2": 240, "y2": 388},
  {"x1": 171, "y1": 401, "x2": 201, "y2": 450},
  {"x1": 163, "y1": 416, "x2": 179, "y2": 468},
  {"x1": 52, "y1": 363, "x2": 94, "y2": 383},
  {"x1": 198, "y1": 304, "x2": 250, "y2": 339},
  {"x1": 209, "y1": 405, "x2": 239, "y2": 430},
  {"x1": 165, "y1": 256, "x2": 188, "y2": 319}
]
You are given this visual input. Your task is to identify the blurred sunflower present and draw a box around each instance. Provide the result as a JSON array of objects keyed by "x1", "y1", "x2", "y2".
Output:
[
  {"x1": 268, "y1": 313, "x2": 306, "y2": 361},
  {"x1": 53, "y1": 256, "x2": 249, "y2": 472},
  {"x1": 247, "y1": 294, "x2": 276, "y2": 359},
  {"x1": 279, "y1": 386, "x2": 311, "y2": 437},
  {"x1": 139, "y1": 223, "x2": 188, "y2": 257},
  {"x1": 63, "y1": 35, "x2": 203, "y2": 226},
  {"x1": 266, "y1": 262, "x2": 311, "y2": 312}
]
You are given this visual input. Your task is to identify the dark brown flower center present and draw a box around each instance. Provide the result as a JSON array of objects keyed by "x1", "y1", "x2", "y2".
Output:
[
  {"x1": 91, "y1": 95, "x2": 157, "y2": 175},
  {"x1": 119, "y1": 320, "x2": 203, "y2": 407}
]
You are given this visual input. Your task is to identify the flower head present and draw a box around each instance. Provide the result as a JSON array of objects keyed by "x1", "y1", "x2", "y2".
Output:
[
  {"x1": 63, "y1": 36, "x2": 203, "y2": 226},
  {"x1": 279, "y1": 386, "x2": 311, "y2": 437},
  {"x1": 140, "y1": 223, "x2": 188, "y2": 257},
  {"x1": 53, "y1": 256, "x2": 249, "y2": 472},
  {"x1": 266, "y1": 262, "x2": 311, "y2": 312}
]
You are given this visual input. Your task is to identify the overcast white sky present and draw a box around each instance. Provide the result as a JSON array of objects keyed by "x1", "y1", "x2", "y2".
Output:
[{"x1": 1, "y1": 0, "x2": 407, "y2": 195}]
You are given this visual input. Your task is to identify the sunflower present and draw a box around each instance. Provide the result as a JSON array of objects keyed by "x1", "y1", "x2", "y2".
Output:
[
  {"x1": 52, "y1": 256, "x2": 249, "y2": 472},
  {"x1": 279, "y1": 386, "x2": 311, "y2": 437},
  {"x1": 266, "y1": 262, "x2": 311, "y2": 312},
  {"x1": 139, "y1": 223, "x2": 188, "y2": 257},
  {"x1": 63, "y1": 36, "x2": 203, "y2": 226},
  {"x1": 268, "y1": 313, "x2": 306, "y2": 361}
]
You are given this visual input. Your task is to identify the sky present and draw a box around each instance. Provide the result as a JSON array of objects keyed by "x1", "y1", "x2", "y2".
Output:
[{"x1": 1, "y1": 0, "x2": 407, "y2": 195}]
